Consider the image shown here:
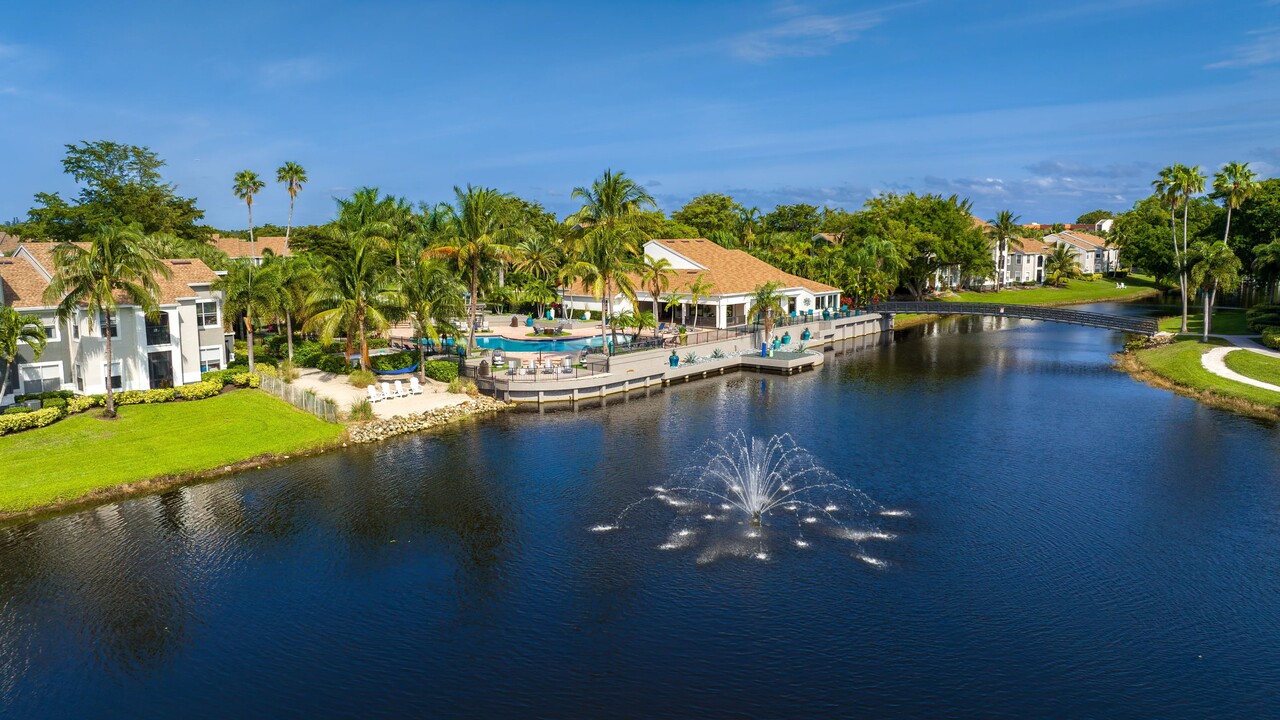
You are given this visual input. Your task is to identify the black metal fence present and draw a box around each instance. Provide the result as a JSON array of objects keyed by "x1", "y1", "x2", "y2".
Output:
[
  {"x1": 585, "y1": 324, "x2": 758, "y2": 356},
  {"x1": 867, "y1": 301, "x2": 1159, "y2": 335}
]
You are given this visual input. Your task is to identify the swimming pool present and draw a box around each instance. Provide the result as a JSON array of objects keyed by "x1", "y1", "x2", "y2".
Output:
[{"x1": 474, "y1": 334, "x2": 614, "y2": 353}]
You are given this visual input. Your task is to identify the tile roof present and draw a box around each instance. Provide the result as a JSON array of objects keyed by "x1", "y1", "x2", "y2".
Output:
[
  {"x1": 0, "y1": 232, "x2": 24, "y2": 257},
  {"x1": 13, "y1": 242, "x2": 217, "y2": 305},
  {"x1": 568, "y1": 239, "x2": 840, "y2": 297},
  {"x1": 211, "y1": 234, "x2": 291, "y2": 258},
  {"x1": 0, "y1": 257, "x2": 52, "y2": 309},
  {"x1": 1010, "y1": 237, "x2": 1050, "y2": 255},
  {"x1": 1057, "y1": 230, "x2": 1109, "y2": 249},
  {"x1": 14, "y1": 242, "x2": 90, "y2": 279}
]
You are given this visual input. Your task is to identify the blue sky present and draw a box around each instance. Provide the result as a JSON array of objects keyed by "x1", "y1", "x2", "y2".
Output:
[{"x1": 3, "y1": 0, "x2": 1280, "y2": 228}]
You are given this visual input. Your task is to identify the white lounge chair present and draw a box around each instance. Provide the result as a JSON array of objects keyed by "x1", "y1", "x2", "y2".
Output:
[
  {"x1": 409, "y1": 377, "x2": 424, "y2": 395},
  {"x1": 542, "y1": 358, "x2": 554, "y2": 374},
  {"x1": 394, "y1": 379, "x2": 407, "y2": 397},
  {"x1": 367, "y1": 385, "x2": 383, "y2": 403},
  {"x1": 509, "y1": 358, "x2": 521, "y2": 375},
  {"x1": 381, "y1": 381, "x2": 399, "y2": 399}
]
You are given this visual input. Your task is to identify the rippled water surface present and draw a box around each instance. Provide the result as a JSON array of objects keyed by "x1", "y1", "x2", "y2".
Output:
[{"x1": 2, "y1": 311, "x2": 1279, "y2": 718}]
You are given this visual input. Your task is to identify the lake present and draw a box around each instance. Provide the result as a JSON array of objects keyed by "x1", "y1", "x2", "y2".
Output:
[{"x1": 1, "y1": 307, "x2": 1277, "y2": 718}]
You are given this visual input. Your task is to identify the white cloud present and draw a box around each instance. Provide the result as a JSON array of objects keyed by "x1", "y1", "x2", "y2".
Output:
[
  {"x1": 1207, "y1": 27, "x2": 1280, "y2": 69},
  {"x1": 729, "y1": 5, "x2": 888, "y2": 62}
]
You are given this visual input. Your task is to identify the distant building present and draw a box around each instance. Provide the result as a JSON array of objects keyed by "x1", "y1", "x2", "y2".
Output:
[
  {"x1": 211, "y1": 234, "x2": 292, "y2": 265},
  {"x1": 1, "y1": 243, "x2": 231, "y2": 404},
  {"x1": 1043, "y1": 230, "x2": 1119, "y2": 275}
]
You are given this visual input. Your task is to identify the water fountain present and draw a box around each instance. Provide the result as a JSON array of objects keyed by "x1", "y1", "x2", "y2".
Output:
[{"x1": 594, "y1": 432, "x2": 909, "y2": 564}]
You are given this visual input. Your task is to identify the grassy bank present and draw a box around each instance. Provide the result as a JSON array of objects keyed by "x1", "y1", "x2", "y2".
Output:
[
  {"x1": 1157, "y1": 309, "x2": 1251, "y2": 335},
  {"x1": 0, "y1": 391, "x2": 345, "y2": 515},
  {"x1": 1223, "y1": 349, "x2": 1280, "y2": 386},
  {"x1": 1118, "y1": 339, "x2": 1280, "y2": 421},
  {"x1": 949, "y1": 274, "x2": 1162, "y2": 306}
]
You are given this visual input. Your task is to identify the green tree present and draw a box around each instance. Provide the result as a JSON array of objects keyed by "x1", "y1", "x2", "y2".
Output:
[
  {"x1": 762, "y1": 204, "x2": 821, "y2": 234},
  {"x1": 306, "y1": 239, "x2": 402, "y2": 371},
  {"x1": 748, "y1": 281, "x2": 787, "y2": 338},
  {"x1": 265, "y1": 254, "x2": 319, "y2": 362},
  {"x1": 276, "y1": 162, "x2": 308, "y2": 254},
  {"x1": 639, "y1": 255, "x2": 675, "y2": 338},
  {"x1": 1076, "y1": 209, "x2": 1113, "y2": 225},
  {"x1": 566, "y1": 169, "x2": 656, "y2": 229},
  {"x1": 0, "y1": 306, "x2": 47, "y2": 402},
  {"x1": 563, "y1": 225, "x2": 642, "y2": 362},
  {"x1": 400, "y1": 256, "x2": 465, "y2": 381},
  {"x1": 1190, "y1": 241, "x2": 1243, "y2": 341},
  {"x1": 1213, "y1": 162, "x2": 1259, "y2": 247},
  {"x1": 215, "y1": 260, "x2": 283, "y2": 373},
  {"x1": 671, "y1": 194, "x2": 744, "y2": 237},
  {"x1": 986, "y1": 210, "x2": 1024, "y2": 291},
  {"x1": 44, "y1": 224, "x2": 170, "y2": 417},
  {"x1": 1043, "y1": 244, "x2": 1081, "y2": 287},
  {"x1": 233, "y1": 170, "x2": 265, "y2": 258},
  {"x1": 428, "y1": 185, "x2": 521, "y2": 353},
  {"x1": 686, "y1": 273, "x2": 716, "y2": 328},
  {"x1": 17, "y1": 141, "x2": 204, "y2": 242},
  {"x1": 1252, "y1": 239, "x2": 1280, "y2": 305},
  {"x1": 1153, "y1": 165, "x2": 1190, "y2": 331}
]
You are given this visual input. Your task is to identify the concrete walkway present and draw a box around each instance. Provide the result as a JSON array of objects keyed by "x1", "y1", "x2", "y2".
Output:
[{"x1": 1200, "y1": 337, "x2": 1280, "y2": 393}]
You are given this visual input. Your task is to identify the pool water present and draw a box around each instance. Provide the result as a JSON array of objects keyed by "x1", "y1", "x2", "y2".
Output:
[{"x1": 474, "y1": 334, "x2": 620, "y2": 353}]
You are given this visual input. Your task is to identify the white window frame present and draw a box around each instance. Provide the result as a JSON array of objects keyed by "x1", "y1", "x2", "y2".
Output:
[
  {"x1": 98, "y1": 311, "x2": 119, "y2": 338},
  {"x1": 18, "y1": 316, "x2": 57, "y2": 344},
  {"x1": 102, "y1": 360, "x2": 123, "y2": 390},
  {"x1": 199, "y1": 345, "x2": 224, "y2": 372},
  {"x1": 195, "y1": 300, "x2": 220, "y2": 329},
  {"x1": 75, "y1": 363, "x2": 84, "y2": 392},
  {"x1": 19, "y1": 361, "x2": 64, "y2": 395}
]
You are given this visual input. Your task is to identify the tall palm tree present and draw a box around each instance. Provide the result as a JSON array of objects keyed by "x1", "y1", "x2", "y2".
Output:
[
  {"x1": 233, "y1": 170, "x2": 265, "y2": 260},
  {"x1": 1043, "y1": 244, "x2": 1081, "y2": 287},
  {"x1": 562, "y1": 225, "x2": 641, "y2": 364},
  {"x1": 739, "y1": 206, "x2": 763, "y2": 251},
  {"x1": 639, "y1": 255, "x2": 675, "y2": 338},
  {"x1": 306, "y1": 238, "x2": 403, "y2": 371},
  {"x1": 1252, "y1": 239, "x2": 1280, "y2": 305},
  {"x1": 0, "y1": 306, "x2": 47, "y2": 402},
  {"x1": 427, "y1": 185, "x2": 520, "y2": 353},
  {"x1": 265, "y1": 254, "x2": 318, "y2": 362},
  {"x1": 1190, "y1": 241, "x2": 1243, "y2": 341},
  {"x1": 44, "y1": 224, "x2": 169, "y2": 417},
  {"x1": 686, "y1": 273, "x2": 715, "y2": 328},
  {"x1": 215, "y1": 260, "x2": 283, "y2": 374},
  {"x1": 400, "y1": 256, "x2": 465, "y2": 381},
  {"x1": 748, "y1": 281, "x2": 787, "y2": 339},
  {"x1": 986, "y1": 210, "x2": 1024, "y2": 291},
  {"x1": 276, "y1": 162, "x2": 307, "y2": 255},
  {"x1": 1213, "y1": 161, "x2": 1258, "y2": 246},
  {"x1": 566, "y1": 169, "x2": 656, "y2": 229},
  {"x1": 1153, "y1": 165, "x2": 1190, "y2": 332}
]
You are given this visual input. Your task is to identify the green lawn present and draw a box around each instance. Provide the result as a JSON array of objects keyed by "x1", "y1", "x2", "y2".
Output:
[
  {"x1": 1157, "y1": 309, "x2": 1251, "y2": 335},
  {"x1": 948, "y1": 274, "x2": 1163, "y2": 306},
  {"x1": 1223, "y1": 349, "x2": 1280, "y2": 387},
  {"x1": 0, "y1": 391, "x2": 344, "y2": 513},
  {"x1": 1132, "y1": 340, "x2": 1280, "y2": 408}
]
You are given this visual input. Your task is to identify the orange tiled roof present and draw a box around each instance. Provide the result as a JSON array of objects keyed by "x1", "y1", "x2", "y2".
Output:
[
  {"x1": 211, "y1": 234, "x2": 291, "y2": 258},
  {"x1": 14, "y1": 242, "x2": 217, "y2": 305},
  {"x1": 0, "y1": 257, "x2": 52, "y2": 309},
  {"x1": 14, "y1": 241, "x2": 90, "y2": 277},
  {"x1": 1057, "y1": 230, "x2": 1109, "y2": 249},
  {"x1": 1011, "y1": 237, "x2": 1050, "y2": 255},
  {"x1": 0, "y1": 232, "x2": 24, "y2": 257}
]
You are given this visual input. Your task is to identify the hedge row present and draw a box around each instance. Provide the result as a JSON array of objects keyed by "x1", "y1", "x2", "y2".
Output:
[
  {"x1": 422, "y1": 360, "x2": 459, "y2": 384},
  {"x1": 1264, "y1": 327, "x2": 1280, "y2": 351}
]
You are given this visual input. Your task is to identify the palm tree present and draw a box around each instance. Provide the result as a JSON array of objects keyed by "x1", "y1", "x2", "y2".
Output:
[
  {"x1": 400, "y1": 257, "x2": 465, "y2": 381},
  {"x1": 1190, "y1": 241, "x2": 1243, "y2": 341},
  {"x1": 215, "y1": 260, "x2": 283, "y2": 374},
  {"x1": 639, "y1": 255, "x2": 675, "y2": 338},
  {"x1": 662, "y1": 291, "x2": 683, "y2": 325},
  {"x1": 686, "y1": 273, "x2": 715, "y2": 328},
  {"x1": 306, "y1": 238, "x2": 403, "y2": 371},
  {"x1": 1043, "y1": 244, "x2": 1081, "y2": 287},
  {"x1": 1213, "y1": 161, "x2": 1258, "y2": 246},
  {"x1": 0, "y1": 306, "x2": 47, "y2": 402},
  {"x1": 566, "y1": 169, "x2": 656, "y2": 229},
  {"x1": 233, "y1": 170, "x2": 265, "y2": 260},
  {"x1": 266, "y1": 254, "x2": 318, "y2": 362},
  {"x1": 1252, "y1": 239, "x2": 1280, "y2": 305},
  {"x1": 1154, "y1": 165, "x2": 1190, "y2": 332},
  {"x1": 44, "y1": 224, "x2": 169, "y2": 417},
  {"x1": 739, "y1": 206, "x2": 763, "y2": 250},
  {"x1": 521, "y1": 278, "x2": 559, "y2": 320},
  {"x1": 276, "y1": 162, "x2": 307, "y2": 255},
  {"x1": 986, "y1": 210, "x2": 1024, "y2": 291},
  {"x1": 562, "y1": 225, "x2": 641, "y2": 364},
  {"x1": 748, "y1": 281, "x2": 787, "y2": 338},
  {"x1": 427, "y1": 185, "x2": 520, "y2": 354}
]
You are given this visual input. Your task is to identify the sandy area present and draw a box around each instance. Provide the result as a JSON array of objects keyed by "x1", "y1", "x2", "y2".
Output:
[{"x1": 290, "y1": 368, "x2": 469, "y2": 419}]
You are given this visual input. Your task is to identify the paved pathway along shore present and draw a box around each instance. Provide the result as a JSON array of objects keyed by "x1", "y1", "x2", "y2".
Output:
[{"x1": 1200, "y1": 337, "x2": 1280, "y2": 393}]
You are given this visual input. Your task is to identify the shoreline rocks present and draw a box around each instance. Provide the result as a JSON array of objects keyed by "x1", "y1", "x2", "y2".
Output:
[{"x1": 347, "y1": 396, "x2": 511, "y2": 443}]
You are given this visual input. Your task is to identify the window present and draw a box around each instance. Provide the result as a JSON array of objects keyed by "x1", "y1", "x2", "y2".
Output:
[
  {"x1": 196, "y1": 300, "x2": 219, "y2": 329},
  {"x1": 20, "y1": 362, "x2": 63, "y2": 395},
  {"x1": 99, "y1": 313, "x2": 118, "y2": 337},
  {"x1": 145, "y1": 311, "x2": 171, "y2": 346},
  {"x1": 75, "y1": 364, "x2": 84, "y2": 392},
  {"x1": 42, "y1": 319, "x2": 58, "y2": 342},
  {"x1": 199, "y1": 346, "x2": 223, "y2": 372},
  {"x1": 103, "y1": 361, "x2": 122, "y2": 390}
]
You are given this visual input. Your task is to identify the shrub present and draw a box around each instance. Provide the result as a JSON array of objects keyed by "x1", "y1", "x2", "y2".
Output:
[
  {"x1": 367, "y1": 338, "x2": 390, "y2": 350},
  {"x1": 277, "y1": 360, "x2": 299, "y2": 383},
  {"x1": 176, "y1": 380, "x2": 222, "y2": 400},
  {"x1": 347, "y1": 398, "x2": 375, "y2": 421},
  {"x1": 447, "y1": 377, "x2": 476, "y2": 395},
  {"x1": 370, "y1": 351, "x2": 416, "y2": 372},
  {"x1": 66, "y1": 395, "x2": 96, "y2": 413},
  {"x1": 315, "y1": 354, "x2": 352, "y2": 375},
  {"x1": 0, "y1": 406, "x2": 64, "y2": 435},
  {"x1": 234, "y1": 352, "x2": 278, "y2": 368},
  {"x1": 114, "y1": 390, "x2": 147, "y2": 405},
  {"x1": 1263, "y1": 327, "x2": 1280, "y2": 351},
  {"x1": 349, "y1": 369, "x2": 376, "y2": 388},
  {"x1": 263, "y1": 334, "x2": 289, "y2": 356},
  {"x1": 41, "y1": 397, "x2": 68, "y2": 410},
  {"x1": 683, "y1": 351, "x2": 699, "y2": 365},
  {"x1": 3, "y1": 406, "x2": 33, "y2": 415},
  {"x1": 232, "y1": 372, "x2": 260, "y2": 388},
  {"x1": 710, "y1": 348, "x2": 726, "y2": 359},
  {"x1": 292, "y1": 340, "x2": 325, "y2": 367},
  {"x1": 421, "y1": 360, "x2": 459, "y2": 384},
  {"x1": 1246, "y1": 305, "x2": 1280, "y2": 333},
  {"x1": 256, "y1": 364, "x2": 280, "y2": 378},
  {"x1": 14, "y1": 390, "x2": 74, "y2": 403},
  {"x1": 88, "y1": 394, "x2": 106, "y2": 407}
]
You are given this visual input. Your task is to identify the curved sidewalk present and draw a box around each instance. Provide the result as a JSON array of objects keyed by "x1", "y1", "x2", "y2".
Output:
[{"x1": 1200, "y1": 338, "x2": 1280, "y2": 393}]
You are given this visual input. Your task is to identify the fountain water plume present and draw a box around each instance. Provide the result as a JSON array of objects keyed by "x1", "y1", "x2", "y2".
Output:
[{"x1": 596, "y1": 432, "x2": 910, "y2": 564}]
